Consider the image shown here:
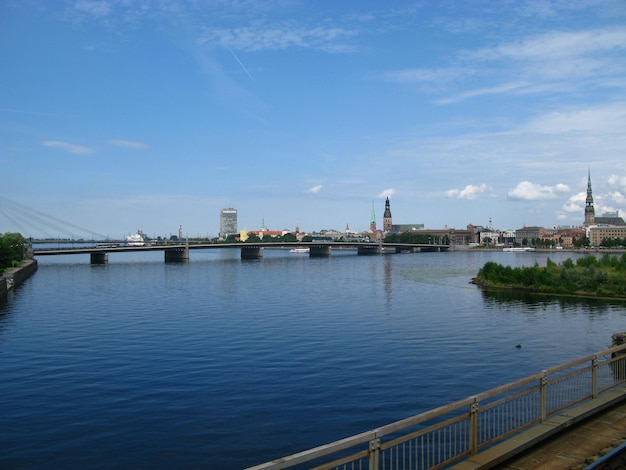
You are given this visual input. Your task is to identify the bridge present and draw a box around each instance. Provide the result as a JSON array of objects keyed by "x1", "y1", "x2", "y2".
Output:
[
  {"x1": 246, "y1": 341, "x2": 626, "y2": 470},
  {"x1": 31, "y1": 241, "x2": 450, "y2": 264}
]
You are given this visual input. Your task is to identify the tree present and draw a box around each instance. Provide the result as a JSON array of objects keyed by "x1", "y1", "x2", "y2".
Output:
[
  {"x1": 245, "y1": 234, "x2": 261, "y2": 243},
  {"x1": 280, "y1": 233, "x2": 297, "y2": 242},
  {"x1": 384, "y1": 233, "x2": 399, "y2": 243},
  {"x1": 0, "y1": 232, "x2": 25, "y2": 270}
]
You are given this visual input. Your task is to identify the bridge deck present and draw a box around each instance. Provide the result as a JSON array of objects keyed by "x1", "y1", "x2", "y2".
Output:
[
  {"x1": 501, "y1": 400, "x2": 626, "y2": 469},
  {"x1": 451, "y1": 386, "x2": 626, "y2": 470},
  {"x1": 32, "y1": 241, "x2": 449, "y2": 256}
]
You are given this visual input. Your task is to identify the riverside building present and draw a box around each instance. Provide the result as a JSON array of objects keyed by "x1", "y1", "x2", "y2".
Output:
[
  {"x1": 588, "y1": 225, "x2": 626, "y2": 246},
  {"x1": 219, "y1": 208, "x2": 238, "y2": 239}
]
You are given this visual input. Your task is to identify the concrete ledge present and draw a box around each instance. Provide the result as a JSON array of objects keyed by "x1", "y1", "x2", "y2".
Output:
[
  {"x1": 450, "y1": 387, "x2": 626, "y2": 470},
  {"x1": 1, "y1": 259, "x2": 38, "y2": 300}
]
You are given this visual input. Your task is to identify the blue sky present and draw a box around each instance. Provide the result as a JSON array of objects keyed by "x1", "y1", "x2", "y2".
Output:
[{"x1": 1, "y1": 0, "x2": 625, "y2": 239}]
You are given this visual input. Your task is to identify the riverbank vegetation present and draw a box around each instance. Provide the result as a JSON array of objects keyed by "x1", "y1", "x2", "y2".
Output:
[
  {"x1": 384, "y1": 232, "x2": 450, "y2": 244},
  {"x1": 474, "y1": 254, "x2": 626, "y2": 298},
  {"x1": 0, "y1": 232, "x2": 26, "y2": 272}
]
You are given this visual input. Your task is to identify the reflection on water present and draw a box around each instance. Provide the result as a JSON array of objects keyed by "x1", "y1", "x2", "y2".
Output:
[
  {"x1": 384, "y1": 255, "x2": 393, "y2": 307},
  {"x1": 480, "y1": 288, "x2": 626, "y2": 314}
]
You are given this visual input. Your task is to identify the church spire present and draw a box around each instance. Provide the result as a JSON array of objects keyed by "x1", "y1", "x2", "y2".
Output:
[
  {"x1": 370, "y1": 201, "x2": 377, "y2": 231},
  {"x1": 584, "y1": 169, "x2": 595, "y2": 227},
  {"x1": 383, "y1": 197, "x2": 393, "y2": 232}
]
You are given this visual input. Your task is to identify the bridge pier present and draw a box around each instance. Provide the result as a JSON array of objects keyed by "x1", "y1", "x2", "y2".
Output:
[
  {"x1": 90, "y1": 252, "x2": 108, "y2": 264},
  {"x1": 165, "y1": 246, "x2": 189, "y2": 263},
  {"x1": 357, "y1": 245, "x2": 381, "y2": 255},
  {"x1": 309, "y1": 245, "x2": 331, "y2": 257},
  {"x1": 241, "y1": 246, "x2": 263, "y2": 259}
]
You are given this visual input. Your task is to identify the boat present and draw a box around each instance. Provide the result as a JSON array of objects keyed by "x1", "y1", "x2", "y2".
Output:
[
  {"x1": 289, "y1": 247, "x2": 310, "y2": 253},
  {"x1": 126, "y1": 231, "x2": 145, "y2": 247},
  {"x1": 503, "y1": 247, "x2": 536, "y2": 252}
]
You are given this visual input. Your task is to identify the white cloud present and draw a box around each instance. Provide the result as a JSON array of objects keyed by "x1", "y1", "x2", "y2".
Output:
[
  {"x1": 608, "y1": 174, "x2": 626, "y2": 188},
  {"x1": 305, "y1": 185, "x2": 322, "y2": 194},
  {"x1": 475, "y1": 27, "x2": 626, "y2": 63},
  {"x1": 437, "y1": 81, "x2": 532, "y2": 104},
  {"x1": 381, "y1": 67, "x2": 468, "y2": 85},
  {"x1": 520, "y1": 102, "x2": 626, "y2": 134},
  {"x1": 110, "y1": 139, "x2": 148, "y2": 149},
  {"x1": 378, "y1": 188, "x2": 395, "y2": 198},
  {"x1": 199, "y1": 23, "x2": 357, "y2": 53},
  {"x1": 563, "y1": 192, "x2": 585, "y2": 213},
  {"x1": 610, "y1": 191, "x2": 626, "y2": 205},
  {"x1": 41, "y1": 140, "x2": 94, "y2": 155},
  {"x1": 599, "y1": 204, "x2": 617, "y2": 214},
  {"x1": 432, "y1": 27, "x2": 626, "y2": 104},
  {"x1": 508, "y1": 181, "x2": 569, "y2": 200},
  {"x1": 563, "y1": 189, "x2": 625, "y2": 217},
  {"x1": 73, "y1": 0, "x2": 112, "y2": 17},
  {"x1": 444, "y1": 183, "x2": 488, "y2": 200}
]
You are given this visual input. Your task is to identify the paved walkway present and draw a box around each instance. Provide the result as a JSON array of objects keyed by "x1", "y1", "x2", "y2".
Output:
[
  {"x1": 499, "y1": 399, "x2": 626, "y2": 470},
  {"x1": 451, "y1": 388, "x2": 626, "y2": 470}
]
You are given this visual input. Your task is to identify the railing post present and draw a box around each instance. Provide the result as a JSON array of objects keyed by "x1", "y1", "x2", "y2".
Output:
[
  {"x1": 592, "y1": 355, "x2": 599, "y2": 399},
  {"x1": 369, "y1": 438, "x2": 380, "y2": 470},
  {"x1": 540, "y1": 370, "x2": 548, "y2": 422},
  {"x1": 469, "y1": 398, "x2": 479, "y2": 455}
]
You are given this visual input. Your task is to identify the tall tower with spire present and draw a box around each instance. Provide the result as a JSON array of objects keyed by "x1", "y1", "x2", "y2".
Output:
[
  {"x1": 370, "y1": 201, "x2": 377, "y2": 231},
  {"x1": 584, "y1": 170, "x2": 595, "y2": 227},
  {"x1": 383, "y1": 197, "x2": 393, "y2": 232}
]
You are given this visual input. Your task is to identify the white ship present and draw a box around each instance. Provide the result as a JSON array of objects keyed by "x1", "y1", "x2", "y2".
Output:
[{"x1": 126, "y1": 231, "x2": 145, "y2": 247}]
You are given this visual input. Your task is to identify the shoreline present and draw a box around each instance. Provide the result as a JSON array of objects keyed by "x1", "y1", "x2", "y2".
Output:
[
  {"x1": 0, "y1": 259, "x2": 38, "y2": 302},
  {"x1": 452, "y1": 246, "x2": 626, "y2": 253},
  {"x1": 473, "y1": 282, "x2": 626, "y2": 301}
]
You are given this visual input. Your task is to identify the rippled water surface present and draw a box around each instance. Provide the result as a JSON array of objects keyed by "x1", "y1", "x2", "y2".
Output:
[{"x1": 1, "y1": 249, "x2": 625, "y2": 468}]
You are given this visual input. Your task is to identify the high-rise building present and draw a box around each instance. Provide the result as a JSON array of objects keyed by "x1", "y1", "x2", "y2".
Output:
[
  {"x1": 220, "y1": 208, "x2": 238, "y2": 239},
  {"x1": 383, "y1": 197, "x2": 393, "y2": 232},
  {"x1": 584, "y1": 170, "x2": 595, "y2": 227}
]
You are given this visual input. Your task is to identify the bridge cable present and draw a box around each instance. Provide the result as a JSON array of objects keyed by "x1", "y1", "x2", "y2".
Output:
[{"x1": 0, "y1": 196, "x2": 108, "y2": 239}]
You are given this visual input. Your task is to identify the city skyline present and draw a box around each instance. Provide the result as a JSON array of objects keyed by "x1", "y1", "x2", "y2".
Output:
[
  {"x1": 1, "y1": 1, "x2": 626, "y2": 239},
  {"x1": 2, "y1": 183, "x2": 619, "y2": 242}
]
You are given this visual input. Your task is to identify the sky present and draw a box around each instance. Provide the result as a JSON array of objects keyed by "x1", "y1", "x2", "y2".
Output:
[{"x1": 1, "y1": 0, "x2": 626, "y2": 240}]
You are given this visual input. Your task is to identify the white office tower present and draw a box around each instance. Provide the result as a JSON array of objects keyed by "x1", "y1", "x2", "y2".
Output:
[{"x1": 219, "y1": 208, "x2": 238, "y2": 239}]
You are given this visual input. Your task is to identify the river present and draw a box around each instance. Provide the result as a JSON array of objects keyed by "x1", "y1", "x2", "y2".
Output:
[{"x1": 1, "y1": 249, "x2": 624, "y2": 469}]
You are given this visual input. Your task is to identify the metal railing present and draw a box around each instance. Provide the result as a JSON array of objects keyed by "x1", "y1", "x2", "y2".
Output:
[{"x1": 247, "y1": 343, "x2": 626, "y2": 470}]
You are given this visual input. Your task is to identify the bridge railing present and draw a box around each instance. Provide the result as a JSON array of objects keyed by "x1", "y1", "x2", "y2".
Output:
[{"x1": 246, "y1": 343, "x2": 626, "y2": 470}]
